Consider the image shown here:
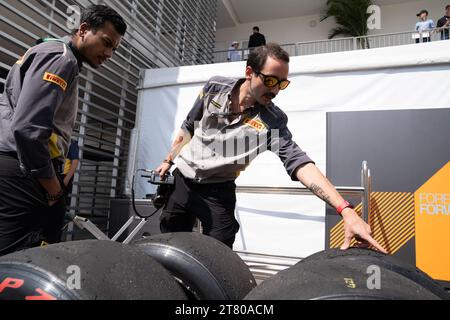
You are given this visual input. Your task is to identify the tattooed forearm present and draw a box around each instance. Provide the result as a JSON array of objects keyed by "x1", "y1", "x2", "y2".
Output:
[
  {"x1": 309, "y1": 183, "x2": 333, "y2": 206},
  {"x1": 167, "y1": 136, "x2": 183, "y2": 160},
  {"x1": 166, "y1": 130, "x2": 191, "y2": 161}
]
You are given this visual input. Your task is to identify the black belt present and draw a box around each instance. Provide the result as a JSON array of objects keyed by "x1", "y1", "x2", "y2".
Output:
[
  {"x1": 174, "y1": 168, "x2": 235, "y2": 188},
  {"x1": 0, "y1": 151, "x2": 18, "y2": 159},
  {"x1": 0, "y1": 151, "x2": 63, "y2": 174}
]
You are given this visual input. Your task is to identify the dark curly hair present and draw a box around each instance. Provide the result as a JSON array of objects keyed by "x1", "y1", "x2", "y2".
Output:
[{"x1": 72, "y1": 5, "x2": 127, "y2": 36}]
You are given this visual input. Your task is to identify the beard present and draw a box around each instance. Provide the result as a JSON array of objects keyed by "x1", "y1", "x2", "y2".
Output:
[
  {"x1": 263, "y1": 92, "x2": 276, "y2": 100},
  {"x1": 86, "y1": 60, "x2": 101, "y2": 69},
  {"x1": 260, "y1": 92, "x2": 276, "y2": 105}
]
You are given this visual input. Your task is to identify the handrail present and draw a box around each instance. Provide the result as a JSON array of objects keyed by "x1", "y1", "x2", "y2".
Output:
[
  {"x1": 213, "y1": 27, "x2": 450, "y2": 62},
  {"x1": 355, "y1": 27, "x2": 446, "y2": 39},
  {"x1": 236, "y1": 250, "x2": 303, "y2": 261},
  {"x1": 236, "y1": 185, "x2": 364, "y2": 197},
  {"x1": 236, "y1": 161, "x2": 371, "y2": 222}
]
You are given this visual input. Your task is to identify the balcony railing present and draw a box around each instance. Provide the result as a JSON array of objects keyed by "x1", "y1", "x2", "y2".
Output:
[{"x1": 213, "y1": 28, "x2": 450, "y2": 63}]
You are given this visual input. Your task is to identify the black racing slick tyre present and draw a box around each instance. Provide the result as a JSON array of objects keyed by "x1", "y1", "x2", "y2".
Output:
[
  {"x1": 134, "y1": 232, "x2": 257, "y2": 300},
  {"x1": 0, "y1": 240, "x2": 187, "y2": 300},
  {"x1": 299, "y1": 248, "x2": 450, "y2": 300},
  {"x1": 245, "y1": 248, "x2": 450, "y2": 300}
]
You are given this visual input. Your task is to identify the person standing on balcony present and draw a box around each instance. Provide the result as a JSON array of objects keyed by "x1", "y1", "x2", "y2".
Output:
[
  {"x1": 436, "y1": 5, "x2": 450, "y2": 40},
  {"x1": 227, "y1": 41, "x2": 241, "y2": 62},
  {"x1": 248, "y1": 26, "x2": 266, "y2": 49},
  {"x1": 154, "y1": 43, "x2": 387, "y2": 254},
  {"x1": 415, "y1": 9, "x2": 434, "y2": 43},
  {"x1": 0, "y1": 5, "x2": 127, "y2": 256}
]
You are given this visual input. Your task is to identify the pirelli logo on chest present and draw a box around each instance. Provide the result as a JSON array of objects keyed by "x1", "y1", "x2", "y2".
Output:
[
  {"x1": 43, "y1": 72, "x2": 67, "y2": 91},
  {"x1": 244, "y1": 118, "x2": 266, "y2": 132}
]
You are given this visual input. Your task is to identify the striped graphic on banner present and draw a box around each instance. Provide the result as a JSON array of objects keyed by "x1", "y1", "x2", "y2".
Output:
[{"x1": 329, "y1": 192, "x2": 415, "y2": 254}]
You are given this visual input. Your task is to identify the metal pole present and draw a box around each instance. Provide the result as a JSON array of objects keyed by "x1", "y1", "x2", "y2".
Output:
[
  {"x1": 361, "y1": 161, "x2": 371, "y2": 223},
  {"x1": 236, "y1": 185, "x2": 364, "y2": 197}
]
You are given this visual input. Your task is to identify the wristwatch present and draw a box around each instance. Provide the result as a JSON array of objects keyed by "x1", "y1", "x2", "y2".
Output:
[{"x1": 336, "y1": 200, "x2": 354, "y2": 215}]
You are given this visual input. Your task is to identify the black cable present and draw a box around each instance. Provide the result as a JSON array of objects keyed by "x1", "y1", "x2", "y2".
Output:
[{"x1": 131, "y1": 169, "x2": 161, "y2": 219}]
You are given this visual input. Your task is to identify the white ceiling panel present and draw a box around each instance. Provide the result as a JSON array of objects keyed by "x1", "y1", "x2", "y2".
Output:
[{"x1": 217, "y1": 0, "x2": 419, "y2": 28}]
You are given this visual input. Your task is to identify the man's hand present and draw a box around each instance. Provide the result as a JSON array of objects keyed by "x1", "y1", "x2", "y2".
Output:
[
  {"x1": 38, "y1": 176, "x2": 64, "y2": 207},
  {"x1": 341, "y1": 208, "x2": 387, "y2": 254},
  {"x1": 154, "y1": 129, "x2": 191, "y2": 179},
  {"x1": 63, "y1": 175, "x2": 71, "y2": 187},
  {"x1": 155, "y1": 162, "x2": 172, "y2": 178},
  {"x1": 48, "y1": 199, "x2": 58, "y2": 207},
  {"x1": 294, "y1": 163, "x2": 388, "y2": 254}
]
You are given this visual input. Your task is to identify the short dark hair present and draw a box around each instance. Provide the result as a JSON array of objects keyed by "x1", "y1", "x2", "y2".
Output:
[
  {"x1": 73, "y1": 5, "x2": 127, "y2": 35},
  {"x1": 416, "y1": 9, "x2": 429, "y2": 17},
  {"x1": 246, "y1": 43, "x2": 290, "y2": 72},
  {"x1": 446, "y1": 4, "x2": 450, "y2": 10},
  {"x1": 253, "y1": 26, "x2": 260, "y2": 32}
]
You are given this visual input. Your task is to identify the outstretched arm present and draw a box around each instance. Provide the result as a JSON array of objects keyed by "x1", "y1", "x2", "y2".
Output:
[{"x1": 295, "y1": 163, "x2": 387, "y2": 253}]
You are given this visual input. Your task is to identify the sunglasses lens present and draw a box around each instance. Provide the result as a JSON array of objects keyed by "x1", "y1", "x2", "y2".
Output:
[
  {"x1": 257, "y1": 72, "x2": 290, "y2": 90},
  {"x1": 279, "y1": 80, "x2": 290, "y2": 90},
  {"x1": 264, "y1": 76, "x2": 278, "y2": 88}
]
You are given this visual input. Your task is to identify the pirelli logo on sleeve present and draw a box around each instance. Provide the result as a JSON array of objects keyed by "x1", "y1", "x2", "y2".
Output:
[
  {"x1": 43, "y1": 72, "x2": 67, "y2": 91},
  {"x1": 244, "y1": 118, "x2": 266, "y2": 132}
]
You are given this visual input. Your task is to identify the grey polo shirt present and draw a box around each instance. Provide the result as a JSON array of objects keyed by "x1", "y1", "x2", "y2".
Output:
[
  {"x1": 177, "y1": 76, "x2": 314, "y2": 183},
  {"x1": 0, "y1": 36, "x2": 81, "y2": 178}
]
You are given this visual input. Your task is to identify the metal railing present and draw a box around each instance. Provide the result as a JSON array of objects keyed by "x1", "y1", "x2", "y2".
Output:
[
  {"x1": 236, "y1": 251, "x2": 300, "y2": 282},
  {"x1": 234, "y1": 161, "x2": 371, "y2": 281},
  {"x1": 213, "y1": 28, "x2": 450, "y2": 63}
]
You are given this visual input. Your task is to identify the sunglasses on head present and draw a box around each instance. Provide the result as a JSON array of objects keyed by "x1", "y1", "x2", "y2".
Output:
[{"x1": 254, "y1": 71, "x2": 290, "y2": 90}]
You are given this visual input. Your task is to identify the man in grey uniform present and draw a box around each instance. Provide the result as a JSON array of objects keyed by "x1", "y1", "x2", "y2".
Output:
[
  {"x1": 0, "y1": 5, "x2": 126, "y2": 256},
  {"x1": 156, "y1": 43, "x2": 387, "y2": 253}
]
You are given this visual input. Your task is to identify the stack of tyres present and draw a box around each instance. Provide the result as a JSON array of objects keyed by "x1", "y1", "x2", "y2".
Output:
[
  {"x1": 134, "y1": 232, "x2": 257, "y2": 300},
  {"x1": 245, "y1": 248, "x2": 450, "y2": 300},
  {"x1": 0, "y1": 240, "x2": 187, "y2": 300}
]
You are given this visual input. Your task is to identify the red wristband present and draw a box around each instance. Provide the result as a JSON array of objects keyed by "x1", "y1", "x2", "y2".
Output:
[{"x1": 336, "y1": 201, "x2": 354, "y2": 215}]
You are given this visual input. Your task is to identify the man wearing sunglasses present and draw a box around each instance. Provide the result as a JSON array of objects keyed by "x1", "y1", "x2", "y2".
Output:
[{"x1": 156, "y1": 43, "x2": 387, "y2": 254}]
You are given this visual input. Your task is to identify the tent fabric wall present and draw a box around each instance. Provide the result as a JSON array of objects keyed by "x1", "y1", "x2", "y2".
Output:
[{"x1": 131, "y1": 41, "x2": 450, "y2": 257}]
